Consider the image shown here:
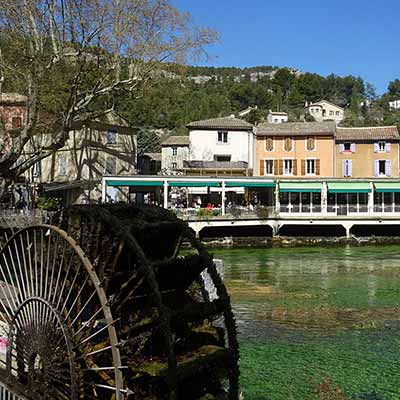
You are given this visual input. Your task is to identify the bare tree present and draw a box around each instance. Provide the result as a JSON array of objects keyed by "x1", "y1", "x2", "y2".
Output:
[{"x1": 0, "y1": 0, "x2": 217, "y2": 187}]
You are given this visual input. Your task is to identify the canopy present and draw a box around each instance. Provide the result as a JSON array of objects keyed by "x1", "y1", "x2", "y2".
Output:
[
  {"x1": 225, "y1": 181, "x2": 275, "y2": 188},
  {"x1": 279, "y1": 182, "x2": 322, "y2": 193},
  {"x1": 374, "y1": 182, "x2": 400, "y2": 193},
  {"x1": 169, "y1": 181, "x2": 220, "y2": 187},
  {"x1": 328, "y1": 182, "x2": 370, "y2": 193},
  {"x1": 107, "y1": 180, "x2": 163, "y2": 187}
]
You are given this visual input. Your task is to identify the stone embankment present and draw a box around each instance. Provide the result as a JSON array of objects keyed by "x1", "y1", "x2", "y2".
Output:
[{"x1": 202, "y1": 236, "x2": 400, "y2": 248}]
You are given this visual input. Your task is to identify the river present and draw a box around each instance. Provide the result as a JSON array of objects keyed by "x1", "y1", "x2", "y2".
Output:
[{"x1": 213, "y1": 245, "x2": 400, "y2": 400}]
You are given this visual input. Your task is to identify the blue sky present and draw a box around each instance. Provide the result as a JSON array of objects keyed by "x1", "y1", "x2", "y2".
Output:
[{"x1": 173, "y1": 0, "x2": 399, "y2": 94}]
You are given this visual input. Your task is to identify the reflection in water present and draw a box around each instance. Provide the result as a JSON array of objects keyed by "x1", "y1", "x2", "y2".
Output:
[{"x1": 216, "y1": 245, "x2": 400, "y2": 400}]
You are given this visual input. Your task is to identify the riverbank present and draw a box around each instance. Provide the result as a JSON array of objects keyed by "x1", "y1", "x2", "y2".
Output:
[{"x1": 202, "y1": 235, "x2": 400, "y2": 248}]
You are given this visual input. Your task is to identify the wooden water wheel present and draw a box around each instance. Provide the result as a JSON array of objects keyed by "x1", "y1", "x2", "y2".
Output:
[{"x1": 0, "y1": 205, "x2": 239, "y2": 399}]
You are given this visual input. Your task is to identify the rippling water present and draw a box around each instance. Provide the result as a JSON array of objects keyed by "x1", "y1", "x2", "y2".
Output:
[{"x1": 214, "y1": 245, "x2": 400, "y2": 400}]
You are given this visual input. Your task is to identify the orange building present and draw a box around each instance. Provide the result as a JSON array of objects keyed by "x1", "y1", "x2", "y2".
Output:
[
  {"x1": 335, "y1": 126, "x2": 400, "y2": 178},
  {"x1": 255, "y1": 121, "x2": 336, "y2": 177}
]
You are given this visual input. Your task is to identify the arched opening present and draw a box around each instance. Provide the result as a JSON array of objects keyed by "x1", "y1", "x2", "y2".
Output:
[
  {"x1": 351, "y1": 224, "x2": 400, "y2": 237},
  {"x1": 278, "y1": 224, "x2": 346, "y2": 237},
  {"x1": 199, "y1": 224, "x2": 273, "y2": 239}
]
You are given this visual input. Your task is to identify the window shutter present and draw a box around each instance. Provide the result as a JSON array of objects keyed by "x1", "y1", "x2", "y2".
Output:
[
  {"x1": 260, "y1": 160, "x2": 265, "y2": 175},
  {"x1": 386, "y1": 160, "x2": 392, "y2": 177},
  {"x1": 348, "y1": 160, "x2": 352, "y2": 177},
  {"x1": 339, "y1": 144, "x2": 344, "y2": 153},
  {"x1": 278, "y1": 160, "x2": 283, "y2": 175},
  {"x1": 386, "y1": 142, "x2": 391, "y2": 153},
  {"x1": 316, "y1": 159, "x2": 320, "y2": 175},
  {"x1": 342, "y1": 160, "x2": 347, "y2": 177},
  {"x1": 374, "y1": 142, "x2": 379, "y2": 153},
  {"x1": 350, "y1": 143, "x2": 356, "y2": 153},
  {"x1": 301, "y1": 160, "x2": 305, "y2": 175},
  {"x1": 273, "y1": 160, "x2": 278, "y2": 175},
  {"x1": 293, "y1": 159, "x2": 297, "y2": 175},
  {"x1": 374, "y1": 160, "x2": 379, "y2": 177}
]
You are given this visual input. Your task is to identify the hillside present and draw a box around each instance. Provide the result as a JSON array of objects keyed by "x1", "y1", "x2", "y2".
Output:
[{"x1": 119, "y1": 65, "x2": 400, "y2": 143}]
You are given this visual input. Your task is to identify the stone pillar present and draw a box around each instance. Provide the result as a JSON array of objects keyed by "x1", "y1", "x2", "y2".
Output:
[
  {"x1": 275, "y1": 182, "x2": 280, "y2": 215},
  {"x1": 163, "y1": 180, "x2": 168, "y2": 209}
]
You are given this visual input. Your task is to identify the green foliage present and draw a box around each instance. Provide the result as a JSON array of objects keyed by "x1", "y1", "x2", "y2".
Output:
[{"x1": 37, "y1": 196, "x2": 61, "y2": 211}]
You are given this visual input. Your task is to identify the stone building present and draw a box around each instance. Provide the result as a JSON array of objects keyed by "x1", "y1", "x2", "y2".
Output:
[
  {"x1": 256, "y1": 121, "x2": 336, "y2": 177},
  {"x1": 0, "y1": 92, "x2": 27, "y2": 131},
  {"x1": 23, "y1": 112, "x2": 137, "y2": 205},
  {"x1": 161, "y1": 135, "x2": 189, "y2": 173}
]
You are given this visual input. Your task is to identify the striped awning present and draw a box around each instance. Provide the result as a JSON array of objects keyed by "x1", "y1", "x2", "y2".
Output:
[
  {"x1": 169, "y1": 181, "x2": 220, "y2": 187},
  {"x1": 225, "y1": 181, "x2": 275, "y2": 188},
  {"x1": 107, "y1": 180, "x2": 163, "y2": 187},
  {"x1": 279, "y1": 182, "x2": 322, "y2": 193},
  {"x1": 328, "y1": 182, "x2": 371, "y2": 193},
  {"x1": 374, "y1": 182, "x2": 400, "y2": 193}
]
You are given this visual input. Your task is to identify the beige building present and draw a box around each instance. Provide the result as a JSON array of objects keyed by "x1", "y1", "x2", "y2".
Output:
[
  {"x1": 306, "y1": 100, "x2": 344, "y2": 124},
  {"x1": 335, "y1": 126, "x2": 400, "y2": 178},
  {"x1": 23, "y1": 113, "x2": 137, "y2": 205},
  {"x1": 255, "y1": 121, "x2": 336, "y2": 177},
  {"x1": 267, "y1": 111, "x2": 288, "y2": 124},
  {"x1": 161, "y1": 135, "x2": 189, "y2": 173}
]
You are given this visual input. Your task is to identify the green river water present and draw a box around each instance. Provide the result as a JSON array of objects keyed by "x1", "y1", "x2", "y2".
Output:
[{"x1": 213, "y1": 245, "x2": 400, "y2": 400}]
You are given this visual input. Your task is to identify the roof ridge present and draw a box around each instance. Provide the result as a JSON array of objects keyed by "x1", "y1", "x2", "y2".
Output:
[{"x1": 338, "y1": 126, "x2": 397, "y2": 129}]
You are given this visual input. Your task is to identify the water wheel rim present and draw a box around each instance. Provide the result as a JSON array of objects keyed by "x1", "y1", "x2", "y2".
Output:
[{"x1": 0, "y1": 225, "x2": 124, "y2": 399}]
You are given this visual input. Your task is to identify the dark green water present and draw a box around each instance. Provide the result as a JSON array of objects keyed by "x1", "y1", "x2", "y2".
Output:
[{"x1": 214, "y1": 245, "x2": 400, "y2": 400}]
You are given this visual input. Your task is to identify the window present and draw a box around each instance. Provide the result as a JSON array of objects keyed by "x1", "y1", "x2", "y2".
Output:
[
  {"x1": 378, "y1": 142, "x2": 386, "y2": 152},
  {"x1": 336, "y1": 111, "x2": 340, "y2": 116},
  {"x1": 283, "y1": 137, "x2": 293, "y2": 152},
  {"x1": 214, "y1": 155, "x2": 231, "y2": 162},
  {"x1": 265, "y1": 137, "x2": 274, "y2": 151},
  {"x1": 375, "y1": 160, "x2": 391, "y2": 177},
  {"x1": 105, "y1": 156, "x2": 116, "y2": 174},
  {"x1": 33, "y1": 161, "x2": 41, "y2": 178},
  {"x1": 12, "y1": 117, "x2": 22, "y2": 129},
  {"x1": 306, "y1": 159, "x2": 316, "y2": 175},
  {"x1": 59, "y1": 154, "x2": 67, "y2": 176},
  {"x1": 379, "y1": 160, "x2": 386, "y2": 175},
  {"x1": 343, "y1": 160, "x2": 352, "y2": 177},
  {"x1": 106, "y1": 130, "x2": 117, "y2": 144},
  {"x1": 172, "y1": 162, "x2": 177, "y2": 170},
  {"x1": 329, "y1": 110, "x2": 334, "y2": 116},
  {"x1": 172, "y1": 146, "x2": 177, "y2": 156},
  {"x1": 217, "y1": 131, "x2": 228, "y2": 143},
  {"x1": 306, "y1": 137, "x2": 315, "y2": 151},
  {"x1": 274, "y1": 118, "x2": 278, "y2": 123},
  {"x1": 265, "y1": 160, "x2": 274, "y2": 175},
  {"x1": 283, "y1": 159, "x2": 293, "y2": 175}
]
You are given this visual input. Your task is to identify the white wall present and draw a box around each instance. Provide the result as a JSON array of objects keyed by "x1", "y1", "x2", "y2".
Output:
[{"x1": 189, "y1": 129, "x2": 253, "y2": 167}]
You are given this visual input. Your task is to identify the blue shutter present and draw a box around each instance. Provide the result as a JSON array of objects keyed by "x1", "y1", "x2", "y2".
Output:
[
  {"x1": 350, "y1": 143, "x2": 356, "y2": 153},
  {"x1": 386, "y1": 142, "x2": 391, "y2": 153},
  {"x1": 348, "y1": 160, "x2": 352, "y2": 177},
  {"x1": 386, "y1": 160, "x2": 392, "y2": 177},
  {"x1": 374, "y1": 142, "x2": 379, "y2": 153},
  {"x1": 339, "y1": 144, "x2": 344, "y2": 153},
  {"x1": 374, "y1": 160, "x2": 379, "y2": 176}
]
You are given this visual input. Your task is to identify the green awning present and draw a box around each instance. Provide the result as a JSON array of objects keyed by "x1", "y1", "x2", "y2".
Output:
[
  {"x1": 169, "y1": 181, "x2": 220, "y2": 187},
  {"x1": 328, "y1": 182, "x2": 371, "y2": 193},
  {"x1": 225, "y1": 181, "x2": 275, "y2": 188},
  {"x1": 279, "y1": 182, "x2": 322, "y2": 193},
  {"x1": 374, "y1": 182, "x2": 400, "y2": 193},
  {"x1": 107, "y1": 180, "x2": 163, "y2": 187}
]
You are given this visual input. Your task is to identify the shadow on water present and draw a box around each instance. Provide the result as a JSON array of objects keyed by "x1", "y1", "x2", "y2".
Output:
[{"x1": 214, "y1": 245, "x2": 400, "y2": 400}]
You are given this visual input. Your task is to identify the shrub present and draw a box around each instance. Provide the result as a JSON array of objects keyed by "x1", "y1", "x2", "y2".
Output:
[
  {"x1": 37, "y1": 196, "x2": 61, "y2": 211},
  {"x1": 255, "y1": 206, "x2": 269, "y2": 219}
]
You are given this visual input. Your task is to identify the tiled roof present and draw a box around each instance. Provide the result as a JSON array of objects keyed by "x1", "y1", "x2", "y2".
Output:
[
  {"x1": 0, "y1": 93, "x2": 27, "y2": 104},
  {"x1": 256, "y1": 121, "x2": 336, "y2": 136},
  {"x1": 186, "y1": 117, "x2": 253, "y2": 131},
  {"x1": 307, "y1": 99, "x2": 344, "y2": 110},
  {"x1": 161, "y1": 135, "x2": 189, "y2": 146},
  {"x1": 269, "y1": 111, "x2": 288, "y2": 116},
  {"x1": 336, "y1": 126, "x2": 400, "y2": 141}
]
